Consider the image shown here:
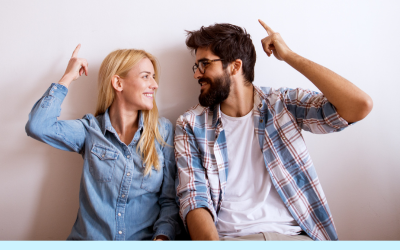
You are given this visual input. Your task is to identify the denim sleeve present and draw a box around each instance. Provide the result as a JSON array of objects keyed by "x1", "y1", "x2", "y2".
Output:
[
  {"x1": 25, "y1": 83, "x2": 86, "y2": 153},
  {"x1": 153, "y1": 118, "x2": 181, "y2": 240},
  {"x1": 281, "y1": 87, "x2": 350, "y2": 134},
  {"x1": 174, "y1": 115, "x2": 216, "y2": 228}
]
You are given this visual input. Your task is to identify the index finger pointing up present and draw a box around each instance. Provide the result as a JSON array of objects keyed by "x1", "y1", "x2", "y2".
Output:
[
  {"x1": 258, "y1": 19, "x2": 274, "y2": 35},
  {"x1": 71, "y1": 44, "x2": 81, "y2": 58}
]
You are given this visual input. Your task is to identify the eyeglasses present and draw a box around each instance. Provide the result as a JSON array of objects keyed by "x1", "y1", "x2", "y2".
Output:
[{"x1": 192, "y1": 59, "x2": 224, "y2": 74}]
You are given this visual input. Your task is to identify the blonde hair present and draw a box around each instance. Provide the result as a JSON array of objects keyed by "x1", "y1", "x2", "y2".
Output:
[{"x1": 95, "y1": 49, "x2": 165, "y2": 176}]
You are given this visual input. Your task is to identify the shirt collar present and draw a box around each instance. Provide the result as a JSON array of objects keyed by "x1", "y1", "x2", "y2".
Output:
[
  {"x1": 253, "y1": 85, "x2": 266, "y2": 111},
  {"x1": 101, "y1": 109, "x2": 144, "y2": 135},
  {"x1": 211, "y1": 85, "x2": 266, "y2": 128}
]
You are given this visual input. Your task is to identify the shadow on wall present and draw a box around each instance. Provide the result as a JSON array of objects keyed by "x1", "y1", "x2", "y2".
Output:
[
  {"x1": 156, "y1": 44, "x2": 200, "y2": 125},
  {"x1": 22, "y1": 45, "x2": 199, "y2": 240},
  {"x1": 27, "y1": 146, "x2": 83, "y2": 240}
]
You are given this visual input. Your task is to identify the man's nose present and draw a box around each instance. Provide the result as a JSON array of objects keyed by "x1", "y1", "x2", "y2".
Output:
[{"x1": 194, "y1": 68, "x2": 202, "y2": 79}]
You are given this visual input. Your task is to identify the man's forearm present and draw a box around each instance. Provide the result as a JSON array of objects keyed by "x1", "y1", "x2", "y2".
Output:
[
  {"x1": 283, "y1": 51, "x2": 373, "y2": 123},
  {"x1": 186, "y1": 208, "x2": 219, "y2": 240}
]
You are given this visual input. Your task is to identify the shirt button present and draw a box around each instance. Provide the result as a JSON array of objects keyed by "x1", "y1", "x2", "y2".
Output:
[
  {"x1": 127, "y1": 155, "x2": 130, "y2": 158},
  {"x1": 54, "y1": 86, "x2": 57, "y2": 89},
  {"x1": 258, "y1": 104, "x2": 262, "y2": 108},
  {"x1": 119, "y1": 231, "x2": 122, "y2": 235},
  {"x1": 122, "y1": 194, "x2": 125, "y2": 198},
  {"x1": 118, "y1": 213, "x2": 121, "y2": 216},
  {"x1": 260, "y1": 119, "x2": 263, "y2": 123},
  {"x1": 127, "y1": 172, "x2": 131, "y2": 176}
]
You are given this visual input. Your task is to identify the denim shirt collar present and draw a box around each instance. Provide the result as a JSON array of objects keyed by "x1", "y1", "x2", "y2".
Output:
[{"x1": 101, "y1": 109, "x2": 144, "y2": 135}]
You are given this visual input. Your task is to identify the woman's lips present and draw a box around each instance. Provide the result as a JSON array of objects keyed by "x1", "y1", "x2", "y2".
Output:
[{"x1": 143, "y1": 92, "x2": 154, "y2": 98}]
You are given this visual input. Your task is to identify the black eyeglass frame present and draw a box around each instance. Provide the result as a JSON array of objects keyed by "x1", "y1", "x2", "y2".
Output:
[{"x1": 192, "y1": 59, "x2": 224, "y2": 74}]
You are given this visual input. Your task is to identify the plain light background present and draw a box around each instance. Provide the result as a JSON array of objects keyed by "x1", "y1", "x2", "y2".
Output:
[{"x1": 0, "y1": 0, "x2": 399, "y2": 240}]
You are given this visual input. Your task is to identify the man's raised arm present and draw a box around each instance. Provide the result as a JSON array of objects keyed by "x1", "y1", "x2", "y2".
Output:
[{"x1": 258, "y1": 19, "x2": 373, "y2": 123}]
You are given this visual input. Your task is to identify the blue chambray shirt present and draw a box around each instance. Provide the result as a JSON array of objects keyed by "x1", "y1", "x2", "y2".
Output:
[{"x1": 26, "y1": 83, "x2": 180, "y2": 240}]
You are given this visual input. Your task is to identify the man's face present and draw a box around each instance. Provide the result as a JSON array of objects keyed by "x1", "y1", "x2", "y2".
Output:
[{"x1": 194, "y1": 47, "x2": 231, "y2": 107}]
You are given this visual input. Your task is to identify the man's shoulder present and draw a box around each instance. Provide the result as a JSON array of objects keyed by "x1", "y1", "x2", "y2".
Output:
[
  {"x1": 255, "y1": 85, "x2": 294, "y2": 97},
  {"x1": 254, "y1": 85, "x2": 319, "y2": 105},
  {"x1": 178, "y1": 104, "x2": 210, "y2": 122}
]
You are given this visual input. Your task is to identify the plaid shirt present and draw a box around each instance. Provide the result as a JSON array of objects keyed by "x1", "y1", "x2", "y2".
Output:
[{"x1": 174, "y1": 85, "x2": 350, "y2": 241}]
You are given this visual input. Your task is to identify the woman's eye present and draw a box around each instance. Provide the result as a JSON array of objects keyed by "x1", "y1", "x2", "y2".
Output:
[{"x1": 143, "y1": 75, "x2": 148, "y2": 79}]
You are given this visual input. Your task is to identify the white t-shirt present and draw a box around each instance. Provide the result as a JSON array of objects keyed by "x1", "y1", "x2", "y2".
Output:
[{"x1": 216, "y1": 110, "x2": 302, "y2": 238}]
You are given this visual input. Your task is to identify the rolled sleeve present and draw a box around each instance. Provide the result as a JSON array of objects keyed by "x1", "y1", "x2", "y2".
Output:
[
  {"x1": 153, "y1": 223, "x2": 176, "y2": 241},
  {"x1": 47, "y1": 83, "x2": 68, "y2": 100},
  {"x1": 282, "y1": 88, "x2": 351, "y2": 134},
  {"x1": 180, "y1": 198, "x2": 216, "y2": 227},
  {"x1": 174, "y1": 115, "x2": 216, "y2": 228}
]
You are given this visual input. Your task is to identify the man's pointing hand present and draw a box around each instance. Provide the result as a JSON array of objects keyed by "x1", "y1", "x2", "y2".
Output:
[{"x1": 259, "y1": 19, "x2": 292, "y2": 61}]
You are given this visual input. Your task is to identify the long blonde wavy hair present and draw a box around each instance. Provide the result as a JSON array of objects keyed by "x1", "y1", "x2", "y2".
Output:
[{"x1": 95, "y1": 49, "x2": 165, "y2": 176}]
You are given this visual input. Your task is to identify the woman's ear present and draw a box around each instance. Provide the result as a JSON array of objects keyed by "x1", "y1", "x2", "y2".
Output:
[{"x1": 111, "y1": 75, "x2": 123, "y2": 92}]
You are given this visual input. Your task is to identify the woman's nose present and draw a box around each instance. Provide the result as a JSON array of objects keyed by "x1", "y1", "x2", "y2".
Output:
[{"x1": 151, "y1": 78, "x2": 158, "y2": 90}]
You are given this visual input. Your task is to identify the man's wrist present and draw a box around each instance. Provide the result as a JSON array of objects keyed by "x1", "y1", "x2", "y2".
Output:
[{"x1": 282, "y1": 50, "x2": 298, "y2": 63}]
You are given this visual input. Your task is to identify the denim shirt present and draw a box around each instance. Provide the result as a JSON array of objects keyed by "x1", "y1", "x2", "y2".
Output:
[{"x1": 25, "y1": 83, "x2": 180, "y2": 240}]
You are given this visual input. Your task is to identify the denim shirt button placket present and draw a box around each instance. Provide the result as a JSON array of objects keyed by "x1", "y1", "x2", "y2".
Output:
[{"x1": 116, "y1": 147, "x2": 134, "y2": 240}]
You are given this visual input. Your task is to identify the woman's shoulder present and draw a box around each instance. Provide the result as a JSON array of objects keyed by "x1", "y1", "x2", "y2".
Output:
[
  {"x1": 158, "y1": 116, "x2": 172, "y2": 126},
  {"x1": 78, "y1": 113, "x2": 103, "y2": 130},
  {"x1": 157, "y1": 116, "x2": 173, "y2": 138}
]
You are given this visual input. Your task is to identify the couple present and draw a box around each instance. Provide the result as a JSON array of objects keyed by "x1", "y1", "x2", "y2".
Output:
[{"x1": 25, "y1": 20, "x2": 373, "y2": 241}]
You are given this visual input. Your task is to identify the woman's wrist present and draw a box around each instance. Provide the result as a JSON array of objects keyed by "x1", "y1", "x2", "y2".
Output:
[
  {"x1": 58, "y1": 74, "x2": 74, "y2": 88},
  {"x1": 154, "y1": 235, "x2": 169, "y2": 241}
]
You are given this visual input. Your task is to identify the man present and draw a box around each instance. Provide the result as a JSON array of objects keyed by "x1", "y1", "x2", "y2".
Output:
[{"x1": 174, "y1": 20, "x2": 372, "y2": 241}]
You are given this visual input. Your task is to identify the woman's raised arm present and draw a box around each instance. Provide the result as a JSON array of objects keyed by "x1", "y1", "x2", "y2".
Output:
[{"x1": 25, "y1": 45, "x2": 88, "y2": 153}]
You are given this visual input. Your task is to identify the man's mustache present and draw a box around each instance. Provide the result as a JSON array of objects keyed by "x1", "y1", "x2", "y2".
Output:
[{"x1": 198, "y1": 78, "x2": 212, "y2": 86}]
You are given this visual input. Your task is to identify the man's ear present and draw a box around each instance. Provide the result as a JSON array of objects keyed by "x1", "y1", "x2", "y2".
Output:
[
  {"x1": 111, "y1": 75, "x2": 123, "y2": 92},
  {"x1": 231, "y1": 59, "x2": 243, "y2": 76}
]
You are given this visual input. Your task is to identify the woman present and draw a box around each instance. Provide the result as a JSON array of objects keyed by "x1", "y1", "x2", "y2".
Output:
[{"x1": 25, "y1": 44, "x2": 180, "y2": 240}]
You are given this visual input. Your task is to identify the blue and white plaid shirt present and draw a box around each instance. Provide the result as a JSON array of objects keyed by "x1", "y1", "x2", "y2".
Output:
[{"x1": 174, "y1": 85, "x2": 350, "y2": 241}]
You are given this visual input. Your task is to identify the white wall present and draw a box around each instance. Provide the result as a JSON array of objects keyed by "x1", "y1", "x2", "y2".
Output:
[{"x1": 0, "y1": 0, "x2": 399, "y2": 240}]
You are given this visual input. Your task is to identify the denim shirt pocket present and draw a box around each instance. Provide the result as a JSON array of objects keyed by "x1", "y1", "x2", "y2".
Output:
[
  {"x1": 89, "y1": 144, "x2": 118, "y2": 182},
  {"x1": 140, "y1": 152, "x2": 164, "y2": 193}
]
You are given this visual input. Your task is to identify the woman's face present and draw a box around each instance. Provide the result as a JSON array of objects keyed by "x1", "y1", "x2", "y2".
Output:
[{"x1": 118, "y1": 57, "x2": 158, "y2": 111}]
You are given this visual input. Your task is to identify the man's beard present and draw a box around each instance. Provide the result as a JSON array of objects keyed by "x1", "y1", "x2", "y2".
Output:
[{"x1": 198, "y1": 71, "x2": 231, "y2": 108}]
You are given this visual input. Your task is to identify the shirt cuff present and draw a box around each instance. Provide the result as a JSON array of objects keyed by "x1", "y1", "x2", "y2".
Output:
[
  {"x1": 324, "y1": 102, "x2": 353, "y2": 131},
  {"x1": 181, "y1": 200, "x2": 217, "y2": 228},
  {"x1": 44, "y1": 83, "x2": 68, "y2": 102},
  {"x1": 153, "y1": 223, "x2": 176, "y2": 240}
]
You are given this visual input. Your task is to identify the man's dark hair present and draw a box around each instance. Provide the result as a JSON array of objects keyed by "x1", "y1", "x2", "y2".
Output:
[{"x1": 186, "y1": 23, "x2": 256, "y2": 84}]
